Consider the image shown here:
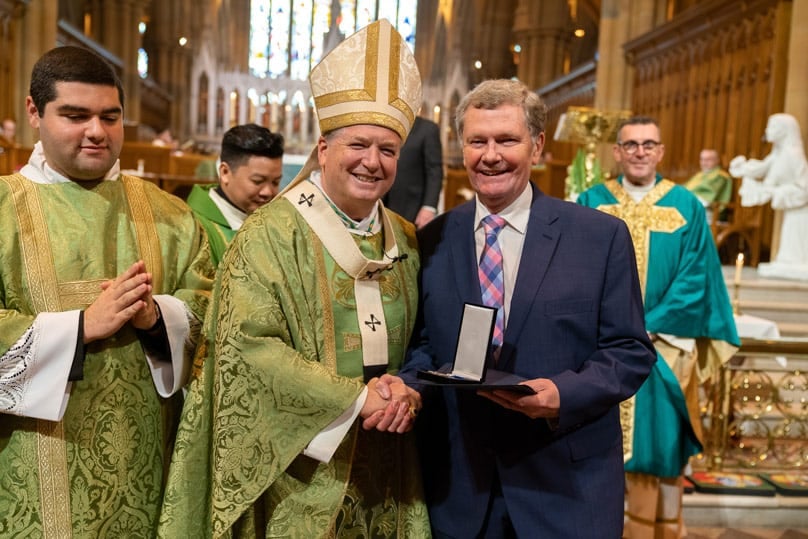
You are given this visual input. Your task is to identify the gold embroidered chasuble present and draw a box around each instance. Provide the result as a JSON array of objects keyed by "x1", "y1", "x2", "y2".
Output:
[
  {"x1": 0, "y1": 173, "x2": 213, "y2": 537},
  {"x1": 158, "y1": 184, "x2": 429, "y2": 538},
  {"x1": 579, "y1": 178, "x2": 739, "y2": 476},
  {"x1": 598, "y1": 180, "x2": 686, "y2": 296},
  {"x1": 580, "y1": 176, "x2": 740, "y2": 537},
  {"x1": 588, "y1": 179, "x2": 685, "y2": 461}
]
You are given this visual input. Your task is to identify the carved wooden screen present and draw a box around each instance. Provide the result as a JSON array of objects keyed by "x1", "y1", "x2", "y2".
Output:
[
  {"x1": 0, "y1": 1, "x2": 18, "y2": 126},
  {"x1": 625, "y1": 0, "x2": 790, "y2": 181},
  {"x1": 624, "y1": 0, "x2": 791, "y2": 261},
  {"x1": 537, "y1": 61, "x2": 597, "y2": 165}
]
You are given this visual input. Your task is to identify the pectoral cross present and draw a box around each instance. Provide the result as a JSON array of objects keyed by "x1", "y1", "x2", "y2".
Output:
[{"x1": 598, "y1": 179, "x2": 686, "y2": 297}]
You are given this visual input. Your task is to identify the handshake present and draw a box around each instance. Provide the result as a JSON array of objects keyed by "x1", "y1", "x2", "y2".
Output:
[{"x1": 360, "y1": 374, "x2": 422, "y2": 434}]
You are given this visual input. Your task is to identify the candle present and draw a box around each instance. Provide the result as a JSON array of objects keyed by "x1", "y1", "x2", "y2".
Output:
[{"x1": 735, "y1": 253, "x2": 744, "y2": 285}]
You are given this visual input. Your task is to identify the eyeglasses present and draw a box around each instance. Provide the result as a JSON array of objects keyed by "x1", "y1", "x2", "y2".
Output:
[{"x1": 617, "y1": 140, "x2": 661, "y2": 154}]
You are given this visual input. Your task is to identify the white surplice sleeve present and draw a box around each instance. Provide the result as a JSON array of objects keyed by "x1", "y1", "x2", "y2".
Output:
[
  {"x1": 0, "y1": 311, "x2": 78, "y2": 421},
  {"x1": 145, "y1": 294, "x2": 199, "y2": 397},
  {"x1": 1, "y1": 294, "x2": 196, "y2": 422},
  {"x1": 304, "y1": 388, "x2": 367, "y2": 463}
]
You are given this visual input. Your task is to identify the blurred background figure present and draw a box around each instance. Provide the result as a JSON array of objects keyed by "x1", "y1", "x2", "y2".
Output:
[
  {"x1": 152, "y1": 126, "x2": 178, "y2": 150},
  {"x1": 383, "y1": 115, "x2": 443, "y2": 228},
  {"x1": 685, "y1": 148, "x2": 732, "y2": 222},
  {"x1": 0, "y1": 117, "x2": 16, "y2": 144}
]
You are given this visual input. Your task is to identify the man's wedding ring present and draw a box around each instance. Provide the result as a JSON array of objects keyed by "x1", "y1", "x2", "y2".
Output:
[{"x1": 409, "y1": 405, "x2": 418, "y2": 418}]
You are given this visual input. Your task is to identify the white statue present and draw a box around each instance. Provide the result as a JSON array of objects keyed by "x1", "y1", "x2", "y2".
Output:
[{"x1": 729, "y1": 113, "x2": 808, "y2": 280}]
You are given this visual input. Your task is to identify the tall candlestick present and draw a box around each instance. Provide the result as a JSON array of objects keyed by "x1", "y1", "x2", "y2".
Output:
[
  {"x1": 733, "y1": 253, "x2": 744, "y2": 315},
  {"x1": 734, "y1": 253, "x2": 744, "y2": 286}
]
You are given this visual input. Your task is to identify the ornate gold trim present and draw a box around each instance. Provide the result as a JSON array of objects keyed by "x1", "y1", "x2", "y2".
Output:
[
  {"x1": 599, "y1": 179, "x2": 685, "y2": 296},
  {"x1": 122, "y1": 175, "x2": 163, "y2": 290},
  {"x1": 315, "y1": 89, "x2": 375, "y2": 110},
  {"x1": 598, "y1": 179, "x2": 689, "y2": 464},
  {"x1": 1, "y1": 175, "x2": 62, "y2": 313},
  {"x1": 58, "y1": 279, "x2": 107, "y2": 310},
  {"x1": 318, "y1": 112, "x2": 407, "y2": 141},
  {"x1": 37, "y1": 420, "x2": 73, "y2": 539},
  {"x1": 0, "y1": 175, "x2": 73, "y2": 538},
  {"x1": 365, "y1": 19, "x2": 379, "y2": 98},
  {"x1": 313, "y1": 232, "x2": 337, "y2": 374},
  {"x1": 621, "y1": 397, "x2": 635, "y2": 463}
]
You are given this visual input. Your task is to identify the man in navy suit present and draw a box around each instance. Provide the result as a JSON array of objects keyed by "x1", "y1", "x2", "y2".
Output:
[{"x1": 400, "y1": 79, "x2": 656, "y2": 538}]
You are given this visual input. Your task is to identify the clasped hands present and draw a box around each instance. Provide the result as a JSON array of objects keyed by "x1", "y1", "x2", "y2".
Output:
[
  {"x1": 360, "y1": 374, "x2": 421, "y2": 434},
  {"x1": 83, "y1": 260, "x2": 159, "y2": 344}
]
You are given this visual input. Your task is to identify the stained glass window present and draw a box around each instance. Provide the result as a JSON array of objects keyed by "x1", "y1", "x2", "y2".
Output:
[
  {"x1": 309, "y1": 0, "x2": 331, "y2": 72},
  {"x1": 137, "y1": 48, "x2": 149, "y2": 79},
  {"x1": 338, "y1": 1, "x2": 356, "y2": 37},
  {"x1": 250, "y1": 0, "x2": 418, "y2": 80},
  {"x1": 355, "y1": 0, "x2": 377, "y2": 28},
  {"x1": 249, "y1": 1, "x2": 272, "y2": 76},
  {"x1": 290, "y1": 1, "x2": 313, "y2": 80}
]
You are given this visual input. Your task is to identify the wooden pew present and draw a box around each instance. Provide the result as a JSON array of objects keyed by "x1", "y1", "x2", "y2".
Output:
[
  {"x1": 0, "y1": 140, "x2": 9, "y2": 174},
  {"x1": 118, "y1": 142, "x2": 171, "y2": 181},
  {"x1": 168, "y1": 151, "x2": 216, "y2": 178},
  {"x1": 0, "y1": 145, "x2": 34, "y2": 174}
]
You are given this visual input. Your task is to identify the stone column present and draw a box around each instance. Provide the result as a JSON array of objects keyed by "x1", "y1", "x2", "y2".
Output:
[
  {"x1": 594, "y1": 0, "x2": 657, "y2": 112},
  {"x1": 87, "y1": 0, "x2": 102, "y2": 42},
  {"x1": 513, "y1": 0, "x2": 570, "y2": 89},
  {"x1": 772, "y1": 0, "x2": 808, "y2": 260},
  {"x1": 593, "y1": 0, "x2": 658, "y2": 170},
  {"x1": 120, "y1": 0, "x2": 146, "y2": 123},
  {"x1": 784, "y1": 0, "x2": 808, "y2": 142},
  {"x1": 102, "y1": 0, "x2": 119, "y2": 55},
  {"x1": 16, "y1": 0, "x2": 58, "y2": 145},
  {"x1": 174, "y1": 47, "x2": 191, "y2": 137}
]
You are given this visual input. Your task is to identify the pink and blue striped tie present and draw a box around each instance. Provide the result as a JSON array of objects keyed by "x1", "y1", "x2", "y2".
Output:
[{"x1": 479, "y1": 214, "x2": 506, "y2": 348}]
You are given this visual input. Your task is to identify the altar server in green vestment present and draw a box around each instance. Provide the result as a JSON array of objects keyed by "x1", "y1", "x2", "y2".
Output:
[
  {"x1": 0, "y1": 46, "x2": 213, "y2": 537},
  {"x1": 578, "y1": 116, "x2": 739, "y2": 539},
  {"x1": 187, "y1": 124, "x2": 285, "y2": 266},
  {"x1": 158, "y1": 19, "x2": 430, "y2": 538},
  {"x1": 685, "y1": 148, "x2": 733, "y2": 221}
]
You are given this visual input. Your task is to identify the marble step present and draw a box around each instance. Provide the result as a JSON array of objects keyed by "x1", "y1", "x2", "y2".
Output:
[
  {"x1": 683, "y1": 491, "x2": 808, "y2": 529},
  {"x1": 722, "y1": 266, "x2": 808, "y2": 337},
  {"x1": 737, "y1": 300, "x2": 808, "y2": 325}
]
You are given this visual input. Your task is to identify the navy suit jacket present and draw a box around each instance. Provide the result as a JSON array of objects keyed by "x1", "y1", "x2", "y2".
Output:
[
  {"x1": 401, "y1": 185, "x2": 655, "y2": 538},
  {"x1": 384, "y1": 116, "x2": 443, "y2": 222}
]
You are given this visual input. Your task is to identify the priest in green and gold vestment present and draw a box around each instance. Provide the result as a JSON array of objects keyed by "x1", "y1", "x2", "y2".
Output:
[
  {"x1": 685, "y1": 149, "x2": 733, "y2": 222},
  {"x1": 0, "y1": 47, "x2": 213, "y2": 537},
  {"x1": 578, "y1": 117, "x2": 739, "y2": 539},
  {"x1": 187, "y1": 124, "x2": 285, "y2": 266},
  {"x1": 158, "y1": 20, "x2": 431, "y2": 538}
]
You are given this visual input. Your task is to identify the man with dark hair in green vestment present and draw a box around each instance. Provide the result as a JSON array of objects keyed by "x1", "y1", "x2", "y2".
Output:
[
  {"x1": 0, "y1": 46, "x2": 213, "y2": 537},
  {"x1": 187, "y1": 123, "x2": 285, "y2": 266},
  {"x1": 158, "y1": 19, "x2": 431, "y2": 538},
  {"x1": 578, "y1": 116, "x2": 739, "y2": 538}
]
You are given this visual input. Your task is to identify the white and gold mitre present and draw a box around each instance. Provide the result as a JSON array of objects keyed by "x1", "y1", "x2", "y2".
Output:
[{"x1": 310, "y1": 19, "x2": 422, "y2": 141}]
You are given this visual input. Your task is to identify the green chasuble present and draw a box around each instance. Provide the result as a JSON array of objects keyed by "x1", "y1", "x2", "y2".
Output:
[
  {"x1": 0, "y1": 173, "x2": 213, "y2": 537},
  {"x1": 685, "y1": 167, "x2": 733, "y2": 205},
  {"x1": 159, "y1": 187, "x2": 430, "y2": 538},
  {"x1": 578, "y1": 176, "x2": 739, "y2": 478},
  {"x1": 187, "y1": 183, "x2": 237, "y2": 267}
]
